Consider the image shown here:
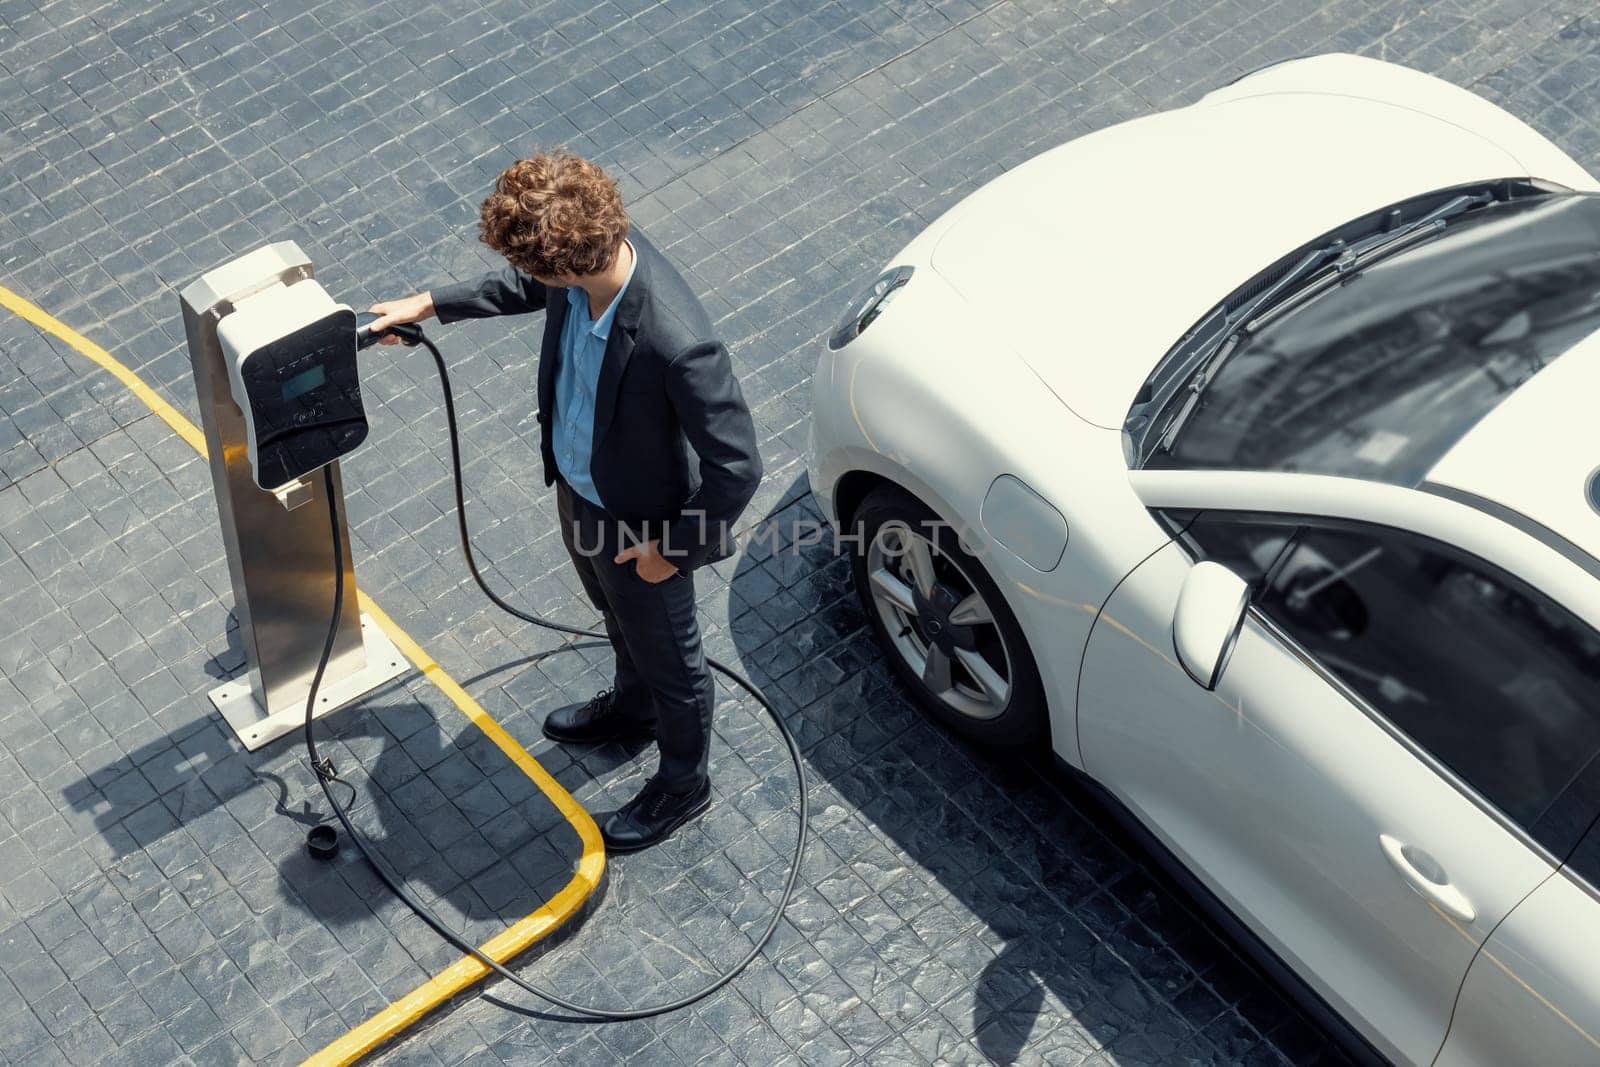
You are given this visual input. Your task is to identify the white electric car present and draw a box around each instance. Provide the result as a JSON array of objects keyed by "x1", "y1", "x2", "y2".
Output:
[{"x1": 807, "y1": 55, "x2": 1600, "y2": 1065}]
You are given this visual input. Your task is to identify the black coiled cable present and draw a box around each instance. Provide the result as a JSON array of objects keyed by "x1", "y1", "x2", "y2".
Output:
[{"x1": 303, "y1": 326, "x2": 806, "y2": 1021}]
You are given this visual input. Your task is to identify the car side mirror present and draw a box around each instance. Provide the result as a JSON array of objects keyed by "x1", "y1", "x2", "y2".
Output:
[{"x1": 1173, "y1": 561, "x2": 1250, "y2": 690}]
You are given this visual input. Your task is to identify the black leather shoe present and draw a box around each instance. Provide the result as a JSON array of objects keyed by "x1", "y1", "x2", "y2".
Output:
[
  {"x1": 542, "y1": 689, "x2": 654, "y2": 744},
  {"x1": 601, "y1": 778, "x2": 712, "y2": 853}
]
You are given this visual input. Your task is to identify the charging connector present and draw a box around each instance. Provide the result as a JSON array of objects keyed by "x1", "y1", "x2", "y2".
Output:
[{"x1": 354, "y1": 311, "x2": 422, "y2": 349}]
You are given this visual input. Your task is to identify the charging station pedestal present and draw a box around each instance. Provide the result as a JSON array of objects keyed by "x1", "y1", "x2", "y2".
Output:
[{"x1": 180, "y1": 242, "x2": 405, "y2": 751}]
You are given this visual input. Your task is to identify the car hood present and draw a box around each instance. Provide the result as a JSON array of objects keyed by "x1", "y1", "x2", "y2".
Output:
[{"x1": 928, "y1": 92, "x2": 1528, "y2": 429}]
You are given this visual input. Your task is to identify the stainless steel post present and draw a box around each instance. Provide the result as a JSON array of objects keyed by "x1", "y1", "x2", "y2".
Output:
[{"x1": 180, "y1": 241, "x2": 404, "y2": 750}]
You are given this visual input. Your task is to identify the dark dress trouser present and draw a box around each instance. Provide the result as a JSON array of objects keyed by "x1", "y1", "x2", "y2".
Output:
[{"x1": 555, "y1": 478, "x2": 713, "y2": 793}]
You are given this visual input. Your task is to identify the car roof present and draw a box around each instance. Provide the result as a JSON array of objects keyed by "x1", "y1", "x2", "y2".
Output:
[{"x1": 1424, "y1": 324, "x2": 1600, "y2": 571}]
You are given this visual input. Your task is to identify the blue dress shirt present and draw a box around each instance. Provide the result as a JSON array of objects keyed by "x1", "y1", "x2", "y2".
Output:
[{"x1": 553, "y1": 243, "x2": 636, "y2": 508}]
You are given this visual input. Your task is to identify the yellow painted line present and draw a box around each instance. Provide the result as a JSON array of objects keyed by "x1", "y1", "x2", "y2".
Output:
[
  {"x1": 0, "y1": 283, "x2": 606, "y2": 1065},
  {"x1": 0, "y1": 285, "x2": 209, "y2": 455},
  {"x1": 310, "y1": 599, "x2": 606, "y2": 1066}
]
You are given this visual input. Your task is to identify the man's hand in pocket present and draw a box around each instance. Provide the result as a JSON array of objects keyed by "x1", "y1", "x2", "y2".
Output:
[{"x1": 615, "y1": 539, "x2": 680, "y2": 583}]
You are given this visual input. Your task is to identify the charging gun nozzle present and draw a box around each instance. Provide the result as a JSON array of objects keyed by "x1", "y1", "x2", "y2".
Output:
[{"x1": 354, "y1": 311, "x2": 423, "y2": 349}]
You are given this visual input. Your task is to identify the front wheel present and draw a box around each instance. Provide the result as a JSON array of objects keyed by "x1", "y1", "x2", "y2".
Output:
[{"x1": 849, "y1": 485, "x2": 1047, "y2": 747}]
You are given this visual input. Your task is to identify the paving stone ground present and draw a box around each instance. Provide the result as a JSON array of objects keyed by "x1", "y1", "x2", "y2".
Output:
[{"x1": 3, "y1": 0, "x2": 1600, "y2": 1065}]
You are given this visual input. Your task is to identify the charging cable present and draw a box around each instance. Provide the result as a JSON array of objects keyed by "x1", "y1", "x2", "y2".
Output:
[{"x1": 301, "y1": 320, "x2": 807, "y2": 1020}]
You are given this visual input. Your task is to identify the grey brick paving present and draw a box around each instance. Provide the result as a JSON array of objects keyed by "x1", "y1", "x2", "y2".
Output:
[
  {"x1": 3, "y1": 0, "x2": 1600, "y2": 1065},
  {"x1": 0, "y1": 414, "x2": 595, "y2": 1067}
]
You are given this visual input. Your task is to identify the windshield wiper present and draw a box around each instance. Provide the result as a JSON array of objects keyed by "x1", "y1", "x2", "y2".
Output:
[
  {"x1": 1156, "y1": 190, "x2": 1498, "y2": 452},
  {"x1": 1156, "y1": 244, "x2": 1328, "y2": 451},
  {"x1": 1339, "y1": 190, "x2": 1494, "y2": 266}
]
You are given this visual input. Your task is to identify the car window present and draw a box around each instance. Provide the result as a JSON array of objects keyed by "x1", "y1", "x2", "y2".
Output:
[
  {"x1": 1178, "y1": 512, "x2": 1600, "y2": 849},
  {"x1": 1174, "y1": 512, "x2": 1300, "y2": 586},
  {"x1": 1145, "y1": 194, "x2": 1600, "y2": 485}
]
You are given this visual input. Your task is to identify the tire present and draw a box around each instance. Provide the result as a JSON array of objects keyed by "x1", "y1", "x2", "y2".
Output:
[{"x1": 848, "y1": 485, "x2": 1047, "y2": 747}]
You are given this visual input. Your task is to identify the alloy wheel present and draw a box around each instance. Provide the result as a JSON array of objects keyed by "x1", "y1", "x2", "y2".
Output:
[{"x1": 865, "y1": 520, "x2": 1013, "y2": 720}]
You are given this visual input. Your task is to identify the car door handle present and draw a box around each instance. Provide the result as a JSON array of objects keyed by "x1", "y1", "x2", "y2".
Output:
[{"x1": 1379, "y1": 834, "x2": 1476, "y2": 924}]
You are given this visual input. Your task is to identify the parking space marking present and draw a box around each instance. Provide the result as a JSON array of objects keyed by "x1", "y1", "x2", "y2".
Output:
[
  {"x1": 0, "y1": 282, "x2": 606, "y2": 1065},
  {"x1": 0, "y1": 284, "x2": 208, "y2": 455}
]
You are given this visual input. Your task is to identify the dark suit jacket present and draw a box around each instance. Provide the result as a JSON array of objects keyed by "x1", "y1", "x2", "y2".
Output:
[{"x1": 429, "y1": 230, "x2": 762, "y2": 571}]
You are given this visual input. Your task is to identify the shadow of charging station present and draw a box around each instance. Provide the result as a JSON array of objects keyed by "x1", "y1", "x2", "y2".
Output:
[{"x1": 178, "y1": 242, "x2": 407, "y2": 750}]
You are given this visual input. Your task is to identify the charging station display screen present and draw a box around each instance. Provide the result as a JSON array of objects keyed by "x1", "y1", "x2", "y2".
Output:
[
  {"x1": 239, "y1": 309, "x2": 367, "y2": 490},
  {"x1": 280, "y1": 364, "x2": 326, "y2": 402}
]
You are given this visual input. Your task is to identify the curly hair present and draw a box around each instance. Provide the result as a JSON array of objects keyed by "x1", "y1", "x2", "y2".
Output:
[{"x1": 477, "y1": 153, "x2": 629, "y2": 278}]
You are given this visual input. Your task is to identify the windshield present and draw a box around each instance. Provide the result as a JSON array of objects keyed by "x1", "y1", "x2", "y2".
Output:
[{"x1": 1145, "y1": 193, "x2": 1600, "y2": 485}]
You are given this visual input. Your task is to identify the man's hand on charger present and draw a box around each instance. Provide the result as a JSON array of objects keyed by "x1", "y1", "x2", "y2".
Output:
[
  {"x1": 616, "y1": 539, "x2": 680, "y2": 583},
  {"x1": 367, "y1": 293, "x2": 436, "y2": 344}
]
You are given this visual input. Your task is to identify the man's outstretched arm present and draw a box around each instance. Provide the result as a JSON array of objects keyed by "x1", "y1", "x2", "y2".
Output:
[
  {"x1": 368, "y1": 265, "x2": 547, "y2": 340},
  {"x1": 429, "y1": 264, "x2": 548, "y2": 322}
]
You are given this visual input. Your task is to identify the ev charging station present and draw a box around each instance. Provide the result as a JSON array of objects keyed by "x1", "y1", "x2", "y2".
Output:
[{"x1": 180, "y1": 242, "x2": 405, "y2": 751}]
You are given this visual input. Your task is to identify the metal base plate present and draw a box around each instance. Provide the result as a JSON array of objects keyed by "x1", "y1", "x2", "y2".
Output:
[{"x1": 208, "y1": 613, "x2": 408, "y2": 751}]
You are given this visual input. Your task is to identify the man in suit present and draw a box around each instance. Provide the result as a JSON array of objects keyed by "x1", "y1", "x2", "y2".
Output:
[{"x1": 369, "y1": 153, "x2": 762, "y2": 851}]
